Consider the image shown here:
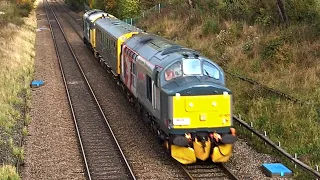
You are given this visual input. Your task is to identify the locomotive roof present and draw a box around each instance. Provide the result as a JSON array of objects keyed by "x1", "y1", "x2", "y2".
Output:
[
  {"x1": 124, "y1": 33, "x2": 201, "y2": 68},
  {"x1": 83, "y1": 9, "x2": 111, "y2": 23},
  {"x1": 95, "y1": 18, "x2": 142, "y2": 39}
]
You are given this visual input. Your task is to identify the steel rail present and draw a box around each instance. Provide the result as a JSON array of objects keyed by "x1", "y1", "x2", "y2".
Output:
[
  {"x1": 44, "y1": 0, "x2": 136, "y2": 179},
  {"x1": 51, "y1": 1, "x2": 319, "y2": 178},
  {"x1": 81, "y1": 1, "x2": 314, "y2": 106},
  {"x1": 52, "y1": 0, "x2": 83, "y2": 39},
  {"x1": 233, "y1": 115, "x2": 320, "y2": 178},
  {"x1": 180, "y1": 161, "x2": 239, "y2": 180},
  {"x1": 43, "y1": 1, "x2": 91, "y2": 179},
  {"x1": 220, "y1": 163, "x2": 239, "y2": 180}
]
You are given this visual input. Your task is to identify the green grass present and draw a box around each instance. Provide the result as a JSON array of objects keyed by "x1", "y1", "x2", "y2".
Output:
[
  {"x1": 136, "y1": 2, "x2": 320, "y2": 179},
  {"x1": 0, "y1": 165, "x2": 20, "y2": 180},
  {"x1": 0, "y1": 0, "x2": 35, "y2": 178}
]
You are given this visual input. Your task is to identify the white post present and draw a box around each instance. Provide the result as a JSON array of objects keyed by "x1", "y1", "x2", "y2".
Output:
[{"x1": 294, "y1": 153, "x2": 297, "y2": 168}]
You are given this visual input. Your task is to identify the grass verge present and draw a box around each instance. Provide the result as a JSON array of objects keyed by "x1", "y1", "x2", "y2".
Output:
[
  {"x1": 136, "y1": 2, "x2": 320, "y2": 179},
  {"x1": 0, "y1": 0, "x2": 36, "y2": 179}
]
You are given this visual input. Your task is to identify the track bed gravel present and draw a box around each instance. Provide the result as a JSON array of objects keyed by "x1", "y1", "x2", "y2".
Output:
[
  {"x1": 21, "y1": 1, "x2": 85, "y2": 179},
  {"x1": 21, "y1": 0, "x2": 293, "y2": 179},
  {"x1": 59, "y1": 7, "x2": 291, "y2": 179}
]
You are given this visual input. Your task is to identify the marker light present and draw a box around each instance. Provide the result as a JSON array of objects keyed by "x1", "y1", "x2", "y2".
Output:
[{"x1": 200, "y1": 114, "x2": 206, "y2": 121}]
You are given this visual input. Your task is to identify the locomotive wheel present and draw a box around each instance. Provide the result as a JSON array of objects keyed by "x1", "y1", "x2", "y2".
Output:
[{"x1": 94, "y1": 51, "x2": 99, "y2": 59}]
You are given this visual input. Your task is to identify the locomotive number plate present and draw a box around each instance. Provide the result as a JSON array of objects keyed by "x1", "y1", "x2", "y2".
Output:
[{"x1": 173, "y1": 118, "x2": 190, "y2": 126}]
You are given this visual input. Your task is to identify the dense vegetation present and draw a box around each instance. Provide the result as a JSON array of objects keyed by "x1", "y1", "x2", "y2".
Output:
[
  {"x1": 0, "y1": 0, "x2": 319, "y2": 179},
  {"x1": 66, "y1": 0, "x2": 165, "y2": 18},
  {"x1": 136, "y1": 0, "x2": 320, "y2": 178},
  {"x1": 0, "y1": 0, "x2": 35, "y2": 179},
  {"x1": 70, "y1": 0, "x2": 320, "y2": 178}
]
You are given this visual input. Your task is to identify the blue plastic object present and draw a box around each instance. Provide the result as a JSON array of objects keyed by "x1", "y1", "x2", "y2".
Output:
[
  {"x1": 262, "y1": 163, "x2": 292, "y2": 177},
  {"x1": 31, "y1": 80, "x2": 45, "y2": 88}
]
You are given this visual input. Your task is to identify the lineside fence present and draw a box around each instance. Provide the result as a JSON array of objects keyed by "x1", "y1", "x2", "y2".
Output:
[
  {"x1": 122, "y1": 3, "x2": 163, "y2": 26},
  {"x1": 83, "y1": 2, "x2": 320, "y2": 178},
  {"x1": 121, "y1": 3, "x2": 320, "y2": 178},
  {"x1": 234, "y1": 115, "x2": 320, "y2": 179},
  {"x1": 122, "y1": 2, "x2": 317, "y2": 106}
]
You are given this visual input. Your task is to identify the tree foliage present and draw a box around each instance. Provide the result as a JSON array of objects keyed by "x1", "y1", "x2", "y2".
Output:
[
  {"x1": 116, "y1": 0, "x2": 140, "y2": 19},
  {"x1": 139, "y1": 0, "x2": 164, "y2": 10},
  {"x1": 190, "y1": 0, "x2": 320, "y2": 25},
  {"x1": 65, "y1": 0, "x2": 86, "y2": 10},
  {"x1": 106, "y1": 0, "x2": 118, "y2": 15}
]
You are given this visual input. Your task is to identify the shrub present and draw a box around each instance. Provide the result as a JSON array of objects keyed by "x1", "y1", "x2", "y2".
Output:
[
  {"x1": 259, "y1": 37, "x2": 284, "y2": 60},
  {"x1": 202, "y1": 18, "x2": 219, "y2": 35}
]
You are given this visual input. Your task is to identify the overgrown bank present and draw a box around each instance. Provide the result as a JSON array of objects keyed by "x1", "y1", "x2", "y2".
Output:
[
  {"x1": 133, "y1": 0, "x2": 320, "y2": 177},
  {"x1": 0, "y1": 0, "x2": 36, "y2": 179}
]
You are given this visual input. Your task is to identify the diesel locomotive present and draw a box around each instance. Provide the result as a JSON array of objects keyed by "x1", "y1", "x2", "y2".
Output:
[{"x1": 83, "y1": 9, "x2": 237, "y2": 165}]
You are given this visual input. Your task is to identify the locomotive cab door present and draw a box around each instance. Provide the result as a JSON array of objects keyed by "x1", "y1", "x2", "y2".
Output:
[{"x1": 151, "y1": 70, "x2": 161, "y2": 118}]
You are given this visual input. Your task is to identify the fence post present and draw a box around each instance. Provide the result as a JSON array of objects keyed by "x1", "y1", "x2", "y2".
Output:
[{"x1": 294, "y1": 153, "x2": 297, "y2": 168}]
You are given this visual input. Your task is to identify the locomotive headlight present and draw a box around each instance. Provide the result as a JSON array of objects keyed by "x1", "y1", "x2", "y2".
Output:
[
  {"x1": 189, "y1": 102, "x2": 193, "y2": 107},
  {"x1": 212, "y1": 102, "x2": 217, "y2": 107}
]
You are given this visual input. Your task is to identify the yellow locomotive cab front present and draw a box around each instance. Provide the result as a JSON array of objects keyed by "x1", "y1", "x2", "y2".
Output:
[
  {"x1": 168, "y1": 93, "x2": 236, "y2": 164},
  {"x1": 172, "y1": 93, "x2": 232, "y2": 129}
]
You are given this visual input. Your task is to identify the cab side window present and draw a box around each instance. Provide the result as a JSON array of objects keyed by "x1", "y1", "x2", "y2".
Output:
[
  {"x1": 202, "y1": 61, "x2": 220, "y2": 80},
  {"x1": 164, "y1": 62, "x2": 182, "y2": 81}
]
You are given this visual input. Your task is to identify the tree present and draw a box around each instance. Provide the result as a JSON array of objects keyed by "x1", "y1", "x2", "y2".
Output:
[{"x1": 117, "y1": 0, "x2": 139, "y2": 19}]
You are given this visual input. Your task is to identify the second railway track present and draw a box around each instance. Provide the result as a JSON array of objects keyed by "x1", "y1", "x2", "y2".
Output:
[
  {"x1": 43, "y1": 1, "x2": 242, "y2": 179},
  {"x1": 43, "y1": 0, "x2": 136, "y2": 179}
]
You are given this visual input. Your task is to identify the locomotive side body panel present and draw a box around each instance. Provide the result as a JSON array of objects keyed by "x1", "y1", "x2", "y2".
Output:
[
  {"x1": 95, "y1": 18, "x2": 142, "y2": 75},
  {"x1": 83, "y1": 10, "x2": 112, "y2": 48},
  {"x1": 123, "y1": 34, "x2": 181, "y2": 125}
]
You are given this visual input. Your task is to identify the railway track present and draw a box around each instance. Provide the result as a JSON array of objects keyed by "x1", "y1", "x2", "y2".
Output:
[
  {"x1": 53, "y1": 0, "x2": 83, "y2": 39},
  {"x1": 47, "y1": 1, "x2": 320, "y2": 179},
  {"x1": 46, "y1": 2, "x2": 242, "y2": 179},
  {"x1": 180, "y1": 161, "x2": 239, "y2": 180},
  {"x1": 43, "y1": 0, "x2": 136, "y2": 179}
]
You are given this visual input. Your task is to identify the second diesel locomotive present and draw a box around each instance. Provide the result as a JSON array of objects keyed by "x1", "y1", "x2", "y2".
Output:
[{"x1": 83, "y1": 9, "x2": 237, "y2": 165}]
